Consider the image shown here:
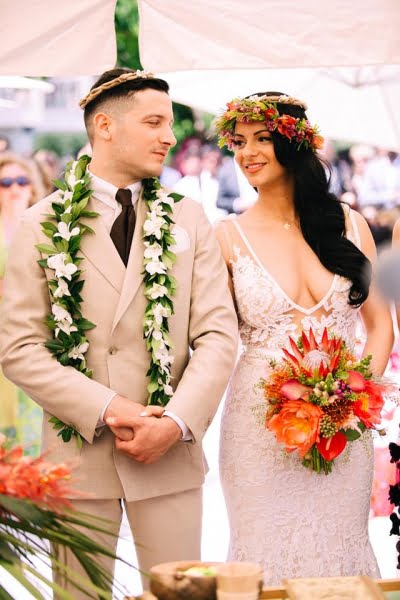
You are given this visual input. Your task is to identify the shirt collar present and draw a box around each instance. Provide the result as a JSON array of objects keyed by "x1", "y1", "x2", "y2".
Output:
[{"x1": 88, "y1": 169, "x2": 142, "y2": 208}]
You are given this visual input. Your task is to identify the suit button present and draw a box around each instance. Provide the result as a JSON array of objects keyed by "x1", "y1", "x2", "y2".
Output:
[{"x1": 108, "y1": 346, "x2": 118, "y2": 355}]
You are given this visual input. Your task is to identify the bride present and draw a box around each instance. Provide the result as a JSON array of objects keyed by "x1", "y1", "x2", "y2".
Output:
[{"x1": 215, "y1": 92, "x2": 393, "y2": 584}]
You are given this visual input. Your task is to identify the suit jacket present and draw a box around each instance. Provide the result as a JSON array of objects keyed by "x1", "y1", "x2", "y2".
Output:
[{"x1": 0, "y1": 189, "x2": 238, "y2": 501}]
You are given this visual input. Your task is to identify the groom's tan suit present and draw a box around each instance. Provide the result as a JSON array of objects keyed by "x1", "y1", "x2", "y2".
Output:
[{"x1": 0, "y1": 187, "x2": 238, "y2": 585}]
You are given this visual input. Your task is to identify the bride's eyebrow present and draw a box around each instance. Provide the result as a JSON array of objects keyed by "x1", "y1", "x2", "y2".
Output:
[{"x1": 253, "y1": 129, "x2": 270, "y2": 136}]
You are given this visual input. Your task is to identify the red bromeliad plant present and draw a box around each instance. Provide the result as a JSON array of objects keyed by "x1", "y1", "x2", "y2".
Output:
[
  {"x1": 263, "y1": 328, "x2": 386, "y2": 474},
  {"x1": 0, "y1": 435, "x2": 130, "y2": 599}
]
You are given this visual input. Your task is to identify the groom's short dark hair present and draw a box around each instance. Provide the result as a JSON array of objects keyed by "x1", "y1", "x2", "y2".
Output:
[{"x1": 83, "y1": 67, "x2": 170, "y2": 142}]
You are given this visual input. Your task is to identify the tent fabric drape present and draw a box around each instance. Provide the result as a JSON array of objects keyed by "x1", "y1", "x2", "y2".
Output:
[
  {"x1": 138, "y1": 0, "x2": 400, "y2": 72},
  {"x1": 0, "y1": 0, "x2": 116, "y2": 76}
]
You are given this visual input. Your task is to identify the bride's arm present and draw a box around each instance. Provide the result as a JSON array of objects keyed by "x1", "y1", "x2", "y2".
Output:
[
  {"x1": 392, "y1": 218, "x2": 400, "y2": 332},
  {"x1": 355, "y1": 211, "x2": 394, "y2": 376}
]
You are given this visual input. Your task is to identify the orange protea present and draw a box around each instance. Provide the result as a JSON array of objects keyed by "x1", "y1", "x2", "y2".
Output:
[
  {"x1": 282, "y1": 327, "x2": 342, "y2": 378},
  {"x1": 267, "y1": 399, "x2": 323, "y2": 458}
]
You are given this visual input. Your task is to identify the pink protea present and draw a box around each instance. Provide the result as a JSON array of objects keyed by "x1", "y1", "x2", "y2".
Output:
[{"x1": 282, "y1": 327, "x2": 342, "y2": 378}]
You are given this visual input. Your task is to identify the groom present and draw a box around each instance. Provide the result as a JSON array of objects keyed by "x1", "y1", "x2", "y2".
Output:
[{"x1": 0, "y1": 68, "x2": 237, "y2": 594}]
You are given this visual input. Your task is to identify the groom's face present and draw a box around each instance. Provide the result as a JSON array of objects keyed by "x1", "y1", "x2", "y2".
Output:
[{"x1": 112, "y1": 88, "x2": 176, "y2": 180}]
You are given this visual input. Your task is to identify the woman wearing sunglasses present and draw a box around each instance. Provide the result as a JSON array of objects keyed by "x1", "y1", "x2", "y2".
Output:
[{"x1": 0, "y1": 152, "x2": 44, "y2": 453}]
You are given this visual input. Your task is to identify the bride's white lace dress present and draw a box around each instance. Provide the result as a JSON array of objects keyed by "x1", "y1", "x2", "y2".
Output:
[{"x1": 219, "y1": 212, "x2": 380, "y2": 585}]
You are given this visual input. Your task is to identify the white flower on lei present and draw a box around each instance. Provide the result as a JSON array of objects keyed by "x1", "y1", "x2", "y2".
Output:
[
  {"x1": 152, "y1": 204, "x2": 167, "y2": 217},
  {"x1": 54, "y1": 190, "x2": 73, "y2": 205},
  {"x1": 156, "y1": 190, "x2": 174, "y2": 207},
  {"x1": 146, "y1": 283, "x2": 168, "y2": 299},
  {"x1": 47, "y1": 253, "x2": 78, "y2": 281},
  {"x1": 62, "y1": 191, "x2": 74, "y2": 203},
  {"x1": 65, "y1": 162, "x2": 84, "y2": 188},
  {"x1": 53, "y1": 279, "x2": 71, "y2": 299},
  {"x1": 144, "y1": 241, "x2": 163, "y2": 261},
  {"x1": 68, "y1": 341, "x2": 89, "y2": 361},
  {"x1": 54, "y1": 221, "x2": 80, "y2": 241},
  {"x1": 153, "y1": 303, "x2": 170, "y2": 325},
  {"x1": 143, "y1": 213, "x2": 165, "y2": 239},
  {"x1": 154, "y1": 347, "x2": 174, "y2": 372},
  {"x1": 146, "y1": 260, "x2": 167, "y2": 275},
  {"x1": 52, "y1": 304, "x2": 78, "y2": 336},
  {"x1": 163, "y1": 384, "x2": 173, "y2": 396}
]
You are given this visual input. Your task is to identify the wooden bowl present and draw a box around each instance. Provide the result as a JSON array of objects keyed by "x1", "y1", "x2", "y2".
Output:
[{"x1": 149, "y1": 560, "x2": 221, "y2": 600}]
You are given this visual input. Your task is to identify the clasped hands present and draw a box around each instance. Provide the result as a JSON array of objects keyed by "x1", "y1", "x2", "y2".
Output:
[{"x1": 104, "y1": 394, "x2": 181, "y2": 465}]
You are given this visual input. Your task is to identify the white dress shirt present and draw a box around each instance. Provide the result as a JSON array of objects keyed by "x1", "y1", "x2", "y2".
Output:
[{"x1": 89, "y1": 170, "x2": 191, "y2": 440}]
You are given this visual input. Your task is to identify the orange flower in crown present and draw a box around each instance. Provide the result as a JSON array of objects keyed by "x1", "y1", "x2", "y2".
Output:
[{"x1": 215, "y1": 94, "x2": 324, "y2": 153}]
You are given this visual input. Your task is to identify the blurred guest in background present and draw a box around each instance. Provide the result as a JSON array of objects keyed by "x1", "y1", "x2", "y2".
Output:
[
  {"x1": 198, "y1": 144, "x2": 226, "y2": 222},
  {"x1": 33, "y1": 149, "x2": 62, "y2": 196},
  {"x1": 319, "y1": 139, "x2": 352, "y2": 198},
  {"x1": 361, "y1": 205, "x2": 393, "y2": 250},
  {"x1": 359, "y1": 149, "x2": 400, "y2": 209},
  {"x1": 173, "y1": 149, "x2": 202, "y2": 201},
  {"x1": 0, "y1": 153, "x2": 43, "y2": 453},
  {"x1": 160, "y1": 163, "x2": 181, "y2": 188},
  {"x1": 217, "y1": 155, "x2": 257, "y2": 214},
  {"x1": 0, "y1": 134, "x2": 10, "y2": 154}
]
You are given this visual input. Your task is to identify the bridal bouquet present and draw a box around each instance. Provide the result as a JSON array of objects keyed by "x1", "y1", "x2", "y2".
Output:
[{"x1": 262, "y1": 328, "x2": 387, "y2": 474}]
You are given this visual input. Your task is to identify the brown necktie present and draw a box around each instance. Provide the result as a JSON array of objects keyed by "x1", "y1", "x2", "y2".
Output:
[{"x1": 110, "y1": 188, "x2": 135, "y2": 266}]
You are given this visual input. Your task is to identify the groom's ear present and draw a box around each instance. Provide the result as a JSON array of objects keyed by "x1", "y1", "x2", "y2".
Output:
[{"x1": 93, "y1": 111, "x2": 113, "y2": 142}]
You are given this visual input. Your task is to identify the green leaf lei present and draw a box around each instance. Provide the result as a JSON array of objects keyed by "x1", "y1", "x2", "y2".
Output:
[{"x1": 37, "y1": 156, "x2": 183, "y2": 445}]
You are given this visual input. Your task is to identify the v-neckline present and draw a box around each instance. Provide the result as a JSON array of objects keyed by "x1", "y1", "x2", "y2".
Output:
[{"x1": 232, "y1": 220, "x2": 338, "y2": 316}]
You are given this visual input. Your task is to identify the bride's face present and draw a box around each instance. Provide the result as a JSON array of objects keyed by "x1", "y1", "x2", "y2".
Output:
[{"x1": 232, "y1": 121, "x2": 287, "y2": 188}]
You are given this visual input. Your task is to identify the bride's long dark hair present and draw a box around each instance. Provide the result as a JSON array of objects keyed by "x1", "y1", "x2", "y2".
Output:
[{"x1": 249, "y1": 92, "x2": 371, "y2": 306}]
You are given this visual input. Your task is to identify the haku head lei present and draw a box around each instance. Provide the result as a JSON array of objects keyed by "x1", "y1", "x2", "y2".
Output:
[
  {"x1": 79, "y1": 70, "x2": 156, "y2": 109},
  {"x1": 215, "y1": 94, "x2": 324, "y2": 153}
]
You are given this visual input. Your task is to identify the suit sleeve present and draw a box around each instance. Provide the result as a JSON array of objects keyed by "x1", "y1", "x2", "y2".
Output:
[
  {"x1": 165, "y1": 204, "x2": 238, "y2": 443},
  {"x1": 0, "y1": 213, "x2": 114, "y2": 444}
]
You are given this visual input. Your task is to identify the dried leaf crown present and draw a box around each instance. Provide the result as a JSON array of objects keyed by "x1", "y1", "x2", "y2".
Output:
[
  {"x1": 79, "y1": 70, "x2": 156, "y2": 109},
  {"x1": 215, "y1": 94, "x2": 324, "y2": 153}
]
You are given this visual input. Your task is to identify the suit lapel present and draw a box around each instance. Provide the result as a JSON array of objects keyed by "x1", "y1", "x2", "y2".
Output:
[
  {"x1": 111, "y1": 189, "x2": 148, "y2": 332},
  {"x1": 79, "y1": 197, "x2": 125, "y2": 293}
]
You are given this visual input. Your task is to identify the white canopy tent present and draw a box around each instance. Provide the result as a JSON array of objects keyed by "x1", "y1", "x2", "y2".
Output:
[
  {"x1": 1, "y1": 0, "x2": 400, "y2": 147},
  {"x1": 2, "y1": 1, "x2": 398, "y2": 75},
  {"x1": 138, "y1": 0, "x2": 400, "y2": 149}
]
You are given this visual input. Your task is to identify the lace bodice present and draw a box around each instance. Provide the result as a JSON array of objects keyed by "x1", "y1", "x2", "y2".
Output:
[{"x1": 228, "y1": 209, "x2": 362, "y2": 352}]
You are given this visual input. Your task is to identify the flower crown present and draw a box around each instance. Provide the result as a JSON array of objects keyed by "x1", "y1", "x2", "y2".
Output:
[
  {"x1": 215, "y1": 94, "x2": 324, "y2": 153},
  {"x1": 79, "y1": 70, "x2": 155, "y2": 109}
]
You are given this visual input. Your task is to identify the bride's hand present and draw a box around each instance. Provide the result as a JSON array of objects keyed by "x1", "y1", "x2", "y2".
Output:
[{"x1": 139, "y1": 406, "x2": 165, "y2": 418}]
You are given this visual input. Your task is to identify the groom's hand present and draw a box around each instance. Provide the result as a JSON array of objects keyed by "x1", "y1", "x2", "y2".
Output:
[
  {"x1": 105, "y1": 414, "x2": 181, "y2": 464},
  {"x1": 104, "y1": 394, "x2": 147, "y2": 441}
]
